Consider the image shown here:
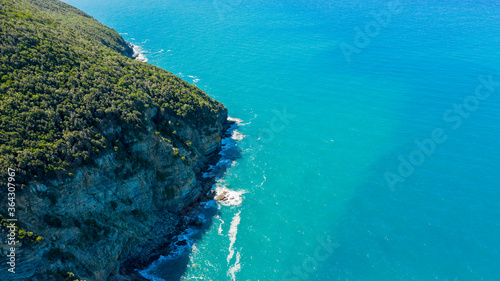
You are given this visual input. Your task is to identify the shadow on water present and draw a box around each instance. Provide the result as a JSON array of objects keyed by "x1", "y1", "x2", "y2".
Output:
[{"x1": 138, "y1": 119, "x2": 242, "y2": 281}]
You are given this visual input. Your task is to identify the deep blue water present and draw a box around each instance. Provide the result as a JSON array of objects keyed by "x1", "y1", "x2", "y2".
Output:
[{"x1": 64, "y1": 0, "x2": 500, "y2": 280}]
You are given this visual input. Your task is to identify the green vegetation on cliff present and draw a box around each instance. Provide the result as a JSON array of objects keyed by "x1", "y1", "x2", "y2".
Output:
[{"x1": 0, "y1": 0, "x2": 225, "y2": 184}]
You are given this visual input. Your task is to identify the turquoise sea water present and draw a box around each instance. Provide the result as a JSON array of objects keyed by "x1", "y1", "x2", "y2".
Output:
[{"x1": 64, "y1": 1, "x2": 500, "y2": 280}]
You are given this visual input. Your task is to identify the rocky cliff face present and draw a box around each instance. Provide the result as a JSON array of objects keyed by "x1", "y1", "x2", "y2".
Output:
[
  {"x1": 0, "y1": 1, "x2": 231, "y2": 279},
  {"x1": 0, "y1": 109, "x2": 228, "y2": 281}
]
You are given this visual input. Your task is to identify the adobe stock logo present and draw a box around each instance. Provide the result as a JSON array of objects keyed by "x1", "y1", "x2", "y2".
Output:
[
  {"x1": 257, "y1": 107, "x2": 296, "y2": 144},
  {"x1": 340, "y1": 0, "x2": 403, "y2": 63},
  {"x1": 385, "y1": 74, "x2": 499, "y2": 191},
  {"x1": 282, "y1": 236, "x2": 340, "y2": 281}
]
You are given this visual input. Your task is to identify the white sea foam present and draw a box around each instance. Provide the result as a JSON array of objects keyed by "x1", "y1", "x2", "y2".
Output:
[
  {"x1": 227, "y1": 252, "x2": 241, "y2": 281},
  {"x1": 132, "y1": 44, "x2": 148, "y2": 62},
  {"x1": 206, "y1": 117, "x2": 246, "y2": 206},
  {"x1": 226, "y1": 211, "x2": 242, "y2": 281},
  {"x1": 236, "y1": 113, "x2": 258, "y2": 126},
  {"x1": 227, "y1": 116, "x2": 243, "y2": 123},
  {"x1": 227, "y1": 211, "x2": 241, "y2": 263},
  {"x1": 231, "y1": 130, "x2": 245, "y2": 141},
  {"x1": 259, "y1": 172, "x2": 267, "y2": 187},
  {"x1": 215, "y1": 183, "x2": 244, "y2": 207},
  {"x1": 217, "y1": 216, "x2": 225, "y2": 235},
  {"x1": 187, "y1": 75, "x2": 200, "y2": 84}
]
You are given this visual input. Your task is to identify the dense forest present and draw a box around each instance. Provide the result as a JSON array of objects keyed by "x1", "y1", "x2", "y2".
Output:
[{"x1": 0, "y1": 0, "x2": 225, "y2": 185}]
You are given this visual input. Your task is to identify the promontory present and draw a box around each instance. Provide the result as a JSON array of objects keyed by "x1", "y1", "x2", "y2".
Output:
[{"x1": 0, "y1": 0, "x2": 228, "y2": 280}]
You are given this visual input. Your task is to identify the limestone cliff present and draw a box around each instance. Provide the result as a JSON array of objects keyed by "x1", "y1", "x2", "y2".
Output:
[{"x1": 1, "y1": 109, "x2": 227, "y2": 281}]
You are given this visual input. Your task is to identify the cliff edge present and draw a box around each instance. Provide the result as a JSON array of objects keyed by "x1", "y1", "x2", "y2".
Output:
[{"x1": 0, "y1": 0, "x2": 228, "y2": 280}]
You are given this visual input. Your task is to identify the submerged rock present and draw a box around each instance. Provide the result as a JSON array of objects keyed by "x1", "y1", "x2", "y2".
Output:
[{"x1": 215, "y1": 191, "x2": 229, "y2": 201}]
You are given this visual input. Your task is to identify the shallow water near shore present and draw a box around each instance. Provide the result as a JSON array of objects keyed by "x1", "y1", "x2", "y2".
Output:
[{"x1": 64, "y1": 0, "x2": 500, "y2": 280}]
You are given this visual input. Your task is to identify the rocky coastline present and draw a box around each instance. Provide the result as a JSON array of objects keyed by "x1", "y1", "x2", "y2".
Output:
[
  {"x1": 0, "y1": 1, "x2": 234, "y2": 280},
  {"x1": 119, "y1": 118, "x2": 236, "y2": 281},
  {"x1": 122, "y1": 41, "x2": 148, "y2": 63},
  {"x1": 0, "y1": 111, "x2": 233, "y2": 281}
]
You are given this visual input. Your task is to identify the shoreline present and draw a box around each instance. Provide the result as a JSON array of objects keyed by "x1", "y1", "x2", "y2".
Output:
[
  {"x1": 119, "y1": 118, "x2": 237, "y2": 281},
  {"x1": 125, "y1": 41, "x2": 148, "y2": 62}
]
